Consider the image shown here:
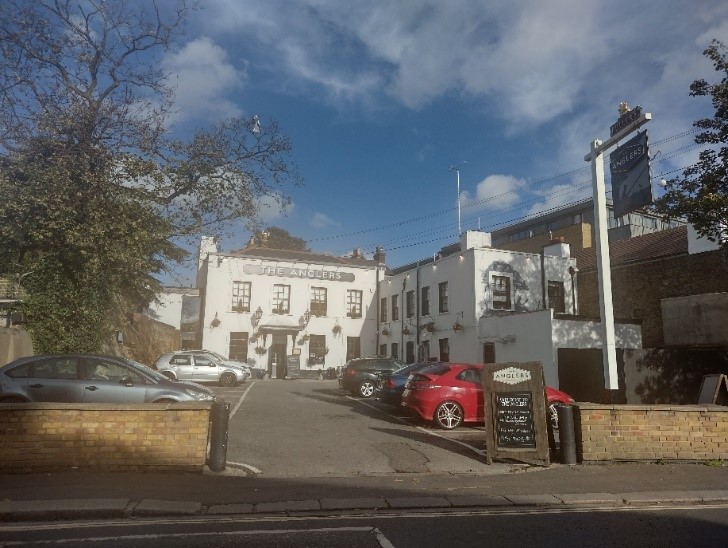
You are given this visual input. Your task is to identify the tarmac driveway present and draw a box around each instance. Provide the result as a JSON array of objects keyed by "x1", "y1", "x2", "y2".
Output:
[{"x1": 211, "y1": 379, "x2": 514, "y2": 477}]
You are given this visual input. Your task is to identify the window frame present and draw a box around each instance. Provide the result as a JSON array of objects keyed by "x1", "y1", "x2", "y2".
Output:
[
  {"x1": 310, "y1": 286, "x2": 328, "y2": 317},
  {"x1": 272, "y1": 284, "x2": 291, "y2": 314},
  {"x1": 421, "y1": 286, "x2": 430, "y2": 316},
  {"x1": 391, "y1": 294, "x2": 399, "y2": 321},
  {"x1": 406, "y1": 290, "x2": 415, "y2": 318},
  {"x1": 547, "y1": 280, "x2": 566, "y2": 314},
  {"x1": 490, "y1": 272, "x2": 513, "y2": 311},
  {"x1": 229, "y1": 331, "x2": 249, "y2": 362},
  {"x1": 438, "y1": 281, "x2": 449, "y2": 313},
  {"x1": 347, "y1": 289, "x2": 363, "y2": 319},
  {"x1": 232, "y1": 281, "x2": 251, "y2": 312}
]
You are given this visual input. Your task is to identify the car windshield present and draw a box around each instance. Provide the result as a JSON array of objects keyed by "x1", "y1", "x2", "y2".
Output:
[
  {"x1": 417, "y1": 363, "x2": 450, "y2": 377},
  {"x1": 207, "y1": 351, "x2": 228, "y2": 361},
  {"x1": 393, "y1": 363, "x2": 425, "y2": 375},
  {"x1": 123, "y1": 359, "x2": 166, "y2": 382}
]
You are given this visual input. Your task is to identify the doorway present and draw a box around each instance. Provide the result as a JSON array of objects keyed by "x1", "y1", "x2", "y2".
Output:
[{"x1": 269, "y1": 334, "x2": 288, "y2": 379}]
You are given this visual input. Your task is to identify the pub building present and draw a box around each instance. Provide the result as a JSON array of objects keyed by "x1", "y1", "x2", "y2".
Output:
[{"x1": 196, "y1": 231, "x2": 642, "y2": 386}]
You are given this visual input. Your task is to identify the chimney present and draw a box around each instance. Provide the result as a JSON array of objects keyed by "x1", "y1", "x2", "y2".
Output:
[{"x1": 374, "y1": 246, "x2": 386, "y2": 265}]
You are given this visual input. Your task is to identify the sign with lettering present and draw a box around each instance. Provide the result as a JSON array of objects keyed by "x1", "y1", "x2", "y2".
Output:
[
  {"x1": 483, "y1": 362, "x2": 550, "y2": 466},
  {"x1": 243, "y1": 264, "x2": 355, "y2": 282},
  {"x1": 610, "y1": 105, "x2": 643, "y2": 137},
  {"x1": 286, "y1": 355, "x2": 300, "y2": 378},
  {"x1": 609, "y1": 130, "x2": 652, "y2": 217},
  {"x1": 496, "y1": 392, "x2": 536, "y2": 448}
]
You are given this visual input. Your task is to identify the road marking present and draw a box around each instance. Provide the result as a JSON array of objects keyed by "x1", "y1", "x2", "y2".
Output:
[
  {"x1": 351, "y1": 397, "x2": 487, "y2": 457},
  {"x1": 226, "y1": 461, "x2": 262, "y2": 474},
  {"x1": 230, "y1": 381, "x2": 256, "y2": 419}
]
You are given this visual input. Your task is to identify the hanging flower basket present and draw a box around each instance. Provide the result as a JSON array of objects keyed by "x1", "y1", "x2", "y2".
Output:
[
  {"x1": 332, "y1": 324, "x2": 342, "y2": 336},
  {"x1": 254, "y1": 346, "x2": 267, "y2": 355},
  {"x1": 381, "y1": 327, "x2": 390, "y2": 336},
  {"x1": 402, "y1": 327, "x2": 411, "y2": 335},
  {"x1": 425, "y1": 322, "x2": 435, "y2": 333},
  {"x1": 453, "y1": 321, "x2": 463, "y2": 332}
]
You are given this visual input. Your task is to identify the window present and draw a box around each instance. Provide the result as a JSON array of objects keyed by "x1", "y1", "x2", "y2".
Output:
[
  {"x1": 483, "y1": 343, "x2": 496, "y2": 364},
  {"x1": 28, "y1": 357, "x2": 78, "y2": 380},
  {"x1": 438, "y1": 338, "x2": 449, "y2": 362},
  {"x1": 169, "y1": 355, "x2": 192, "y2": 366},
  {"x1": 391, "y1": 294, "x2": 399, "y2": 321},
  {"x1": 232, "y1": 281, "x2": 251, "y2": 312},
  {"x1": 406, "y1": 290, "x2": 415, "y2": 318},
  {"x1": 85, "y1": 358, "x2": 143, "y2": 383},
  {"x1": 406, "y1": 341, "x2": 415, "y2": 363},
  {"x1": 548, "y1": 281, "x2": 565, "y2": 314},
  {"x1": 379, "y1": 343, "x2": 387, "y2": 356},
  {"x1": 380, "y1": 297, "x2": 387, "y2": 322},
  {"x1": 347, "y1": 290, "x2": 363, "y2": 318},
  {"x1": 229, "y1": 332, "x2": 249, "y2": 362},
  {"x1": 309, "y1": 334, "x2": 326, "y2": 365},
  {"x1": 491, "y1": 274, "x2": 512, "y2": 310},
  {"x1": 438, "y1": 282, "x2": 449, "y2": 313},
  {"x1": 391, "y1": 342, "x2": 399, "y2": 359},
  {"x1": 457, "y1": 368, "x2": 481, "y2": 384},
  {"x1": 310, "y1": 287, "x2": 327, "y2": 317},
  {"x1": 273, "y1": 284, "x2": 290, "y2": 313},
  {"x1": 421, "y1": 286, "x2": 430, "y2": 316},
  {"x1": 346, "y1": 337, "x2": 361, "y2": 361}
]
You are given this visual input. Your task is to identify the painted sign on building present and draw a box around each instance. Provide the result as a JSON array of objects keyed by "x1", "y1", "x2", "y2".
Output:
[{"x1": 243, "y1": 265, "x2": 356, "y2": 282}]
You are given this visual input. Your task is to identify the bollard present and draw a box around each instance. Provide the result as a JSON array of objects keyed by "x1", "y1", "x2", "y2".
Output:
[
  {"x1": 208, "y1": 401, "x2": 230, "y2": 472},
  {"x1": 557, "y1": 405, "x2": 577, "y2": 465}
]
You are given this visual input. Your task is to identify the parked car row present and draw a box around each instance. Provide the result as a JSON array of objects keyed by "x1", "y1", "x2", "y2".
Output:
[
  {"x1": 340, "y1": 359, "x2": 575, "y2": 431},
  {"x1": 0, "y1": 349, "x2": 256, "y2": 405}
]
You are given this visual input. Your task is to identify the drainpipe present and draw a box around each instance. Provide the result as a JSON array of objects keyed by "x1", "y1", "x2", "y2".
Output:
[
  {"x1": 416, "y1": 262, "x2": 420, "y2": 358},
  {"x1": 401, "y1": 277, "x2": 406, "y2": 361},
  {"x1": 540, "y1": 246, "x2": 547, "y2": 310}
]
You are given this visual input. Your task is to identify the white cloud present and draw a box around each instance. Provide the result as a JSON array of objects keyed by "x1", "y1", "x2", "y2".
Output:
[
  {"x1": 252, "y1": 194, "x2": 295, "y2": 224},
  {"x1": 163, "y1": 37, "x2": 245, "y2": 122},
  {"x1": 311, "y1": 212, "x2": 338, "y2": 229},
  {"x1": 460, "y1": 174, "x2": 525, "y2": 213}
]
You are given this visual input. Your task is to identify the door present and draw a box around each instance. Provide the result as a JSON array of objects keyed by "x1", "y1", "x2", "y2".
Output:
[
  {"x1": 26, "y1": 356, "x2": 85, "y2": 403},
  {"x1": 82, "y1": 357, "x2": 147, "y2": 403},
  {"x1": 191, "y1": 353, "x2": 219, "y2": 383},
  {"x1": 457, "y1": 367, "x2": 484, "y2": 421},
  {"x1": 269, "y1": 335, "x2": 288, "y2": 379}
]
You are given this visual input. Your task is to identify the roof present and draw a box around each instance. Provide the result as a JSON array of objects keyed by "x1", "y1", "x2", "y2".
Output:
[
  {"x1": 572, "y1": 225, "x2": 688, "y2": 271},
  {"x1": 228, "y1": 246, "x2": 379, "y2": 268}
]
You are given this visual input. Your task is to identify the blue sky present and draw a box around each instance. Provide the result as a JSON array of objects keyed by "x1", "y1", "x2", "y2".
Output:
[{"x1": 160, "y1": 0, "x2": 728, "y2": 285}]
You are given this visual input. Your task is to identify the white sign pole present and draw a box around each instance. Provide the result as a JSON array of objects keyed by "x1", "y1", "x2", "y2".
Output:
[{"x1": 584, "y1": 111, "x2": 651, "y2": 394}]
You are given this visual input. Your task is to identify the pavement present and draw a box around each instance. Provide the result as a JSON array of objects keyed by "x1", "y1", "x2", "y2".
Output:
[{"x1": 1, "y1": 461, "x2": 727, "y2": 522}]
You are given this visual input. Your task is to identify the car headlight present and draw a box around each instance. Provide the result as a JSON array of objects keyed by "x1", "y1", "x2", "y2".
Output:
[{"x1": 185, "y1": 388, "x2": 214, "y2": 401}]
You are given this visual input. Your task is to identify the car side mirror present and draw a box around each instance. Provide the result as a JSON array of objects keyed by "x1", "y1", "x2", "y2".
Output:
[{"x1": 120, "y1": 376, "x2": 133, "y2": 387}]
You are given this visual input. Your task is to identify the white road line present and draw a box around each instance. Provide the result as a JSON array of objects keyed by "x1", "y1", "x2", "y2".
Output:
[
  {"x1": 351, "y1": 397, "x2": 487, "y2": 457},
  {"x1": 226, "y1": 461, "x2": 262, "y2": 474},
  {"x1": 230, "y1": 380, "x2": 256, "y2": 420}
]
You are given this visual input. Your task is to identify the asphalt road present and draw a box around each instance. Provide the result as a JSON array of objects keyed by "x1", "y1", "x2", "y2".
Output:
[
  {"x1": 211, "y1": 378, "x2": 514, "y2": 477},
  {"x1": 3, "y1": 505, "x2": 728, "y2": 547}
]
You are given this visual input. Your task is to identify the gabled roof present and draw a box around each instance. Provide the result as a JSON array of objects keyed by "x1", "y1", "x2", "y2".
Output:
[
  {"x1": 572, "y1": 225, "x2": 688, "y2": 271},
  {"x1": 228, "y1": 246, "x2": 379, "y2": 268}
]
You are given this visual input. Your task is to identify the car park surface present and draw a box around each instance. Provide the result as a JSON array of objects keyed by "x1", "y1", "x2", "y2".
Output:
[
  {"x1": 0, "y1": 354, "x2": 215, "y2": 404},
  {"x1": 155, "y1": 351, "x2": 249, "y2": 386}
]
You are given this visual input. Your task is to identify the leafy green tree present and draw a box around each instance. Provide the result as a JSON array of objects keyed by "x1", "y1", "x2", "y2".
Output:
[
  {"x1": 0, "y1": 1, "x2": 299, "y2": 352},
  {"x1": 655, "y1": 39, "x2": 728, "y2": 247},
  {"x1": 250, "y1": 227, "x2": 309, "y2": 251}
]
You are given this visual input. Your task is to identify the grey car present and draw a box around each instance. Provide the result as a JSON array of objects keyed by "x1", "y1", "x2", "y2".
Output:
[
  {"x1": 176, "y1": 350, "x2": 252, "y2": 380},
  {"x1": 155, "y1": 352, "x2": 248, "y2": 386},
  {"x1": 0, "y1": 354, "x2": 215, "y2": 404}
]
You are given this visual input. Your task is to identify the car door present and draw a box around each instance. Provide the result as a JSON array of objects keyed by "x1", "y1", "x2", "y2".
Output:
[
  {"x1": 82, "y1": 357, "x2": 148, "y2": 403},
  {"x1": 456, "y1": 367, "x2": 484, "y2": 421},
  {"x1": 191, "y1": 354, "x2": 219, "y2": 383},
  {"x1": 25, "y1": 356, "x2": 85, "y2": 403}
]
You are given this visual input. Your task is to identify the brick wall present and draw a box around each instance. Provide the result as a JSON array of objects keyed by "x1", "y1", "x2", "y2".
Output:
[
  {"x1": 578, "y1": 249, "x2": 728, "y2": 347},
  {"x1": 575, "y1": 403, "x2": 728, "y2": 462},
  {"x1": 0, "y1": 403, "x2": 212, "y2": 473}
]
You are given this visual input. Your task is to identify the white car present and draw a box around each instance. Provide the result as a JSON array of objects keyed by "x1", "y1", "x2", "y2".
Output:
[{"x1": 155, "y1": 351, "x2": 250, "y2": 386}]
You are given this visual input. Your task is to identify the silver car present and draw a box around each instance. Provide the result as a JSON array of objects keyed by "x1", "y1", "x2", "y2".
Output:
[
  {"x1": 155, "y1": 351, "x2": 248, "y2": 386},
  {"x1": 0, "y1": 354, "x2": 215, "y2": 404}
]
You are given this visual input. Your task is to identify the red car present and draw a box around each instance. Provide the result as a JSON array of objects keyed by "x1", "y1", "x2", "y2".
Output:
[{"x1": 401, "y1": 362, "x2": 574, "y2": 430}]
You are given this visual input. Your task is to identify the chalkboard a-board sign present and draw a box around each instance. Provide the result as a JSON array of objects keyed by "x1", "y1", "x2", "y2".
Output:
[
  {"x1": 697, "y1": 374, "x2": 728, "y2": 405},
  {"x1": 483, "y1": 362, "x2": 550, "y2": 466},
  {"x1": 286, "y1": 355, "x2": 300, "y2": 378},
  {"x1": 496, "y1": 392, "x2": 536, "y2": 448}
]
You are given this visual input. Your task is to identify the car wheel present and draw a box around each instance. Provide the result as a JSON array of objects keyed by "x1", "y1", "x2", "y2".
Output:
[
  {"x1": 358, "y1": 380, "x2": 375, "y2": 398},
  {"x1": 434, "y1": 401, "x2": 464, "y2": 430},
  {"x1": 220, "y1": 372, "x2": 237, "y2": 387},
  {"x1": 549, "y1": 403, "x2": 560, "y2": 430},
  {"x1": 161, "y1": 371, "x2": 176, "y2": 381}
]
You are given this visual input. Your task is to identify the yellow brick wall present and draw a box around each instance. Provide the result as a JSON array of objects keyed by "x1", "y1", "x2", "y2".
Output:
[
  {"x1": 0, "y1": 403, "x2": 212, "y2": 473},
  {"x1": 575, "y1": 403, "x2": 728, "y2": 462}
]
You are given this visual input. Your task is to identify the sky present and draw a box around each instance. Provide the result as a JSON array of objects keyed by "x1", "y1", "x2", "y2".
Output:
[{"x1": 160, "y1": 0, "x2": 728, "y2": 285}]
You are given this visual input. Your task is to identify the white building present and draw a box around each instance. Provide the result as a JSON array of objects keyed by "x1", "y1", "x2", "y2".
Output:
[
  {"x1": 196, "y1": 237, "x2": 384, "y2": 378},
  {"x1": 194, "y1": 231, "x2": 642, "y2": 388}
]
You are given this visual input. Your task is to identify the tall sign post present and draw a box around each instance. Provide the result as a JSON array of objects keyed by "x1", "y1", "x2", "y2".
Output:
[{"x1": 584, "y1": 104, "x2": 651, "y2": 400}]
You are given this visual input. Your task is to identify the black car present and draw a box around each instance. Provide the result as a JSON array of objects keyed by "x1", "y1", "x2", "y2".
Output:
[
  {"x1": 339, "y1": 357, "x2": 405, "y2": 398},
  {"x1": 374, "y1": 362, "x2": 433, "y2": 406}
]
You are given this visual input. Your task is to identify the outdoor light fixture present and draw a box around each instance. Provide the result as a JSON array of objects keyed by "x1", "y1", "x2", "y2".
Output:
[{"x1": 253, "y1": 306, "x2": 263, "y2": 325}]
